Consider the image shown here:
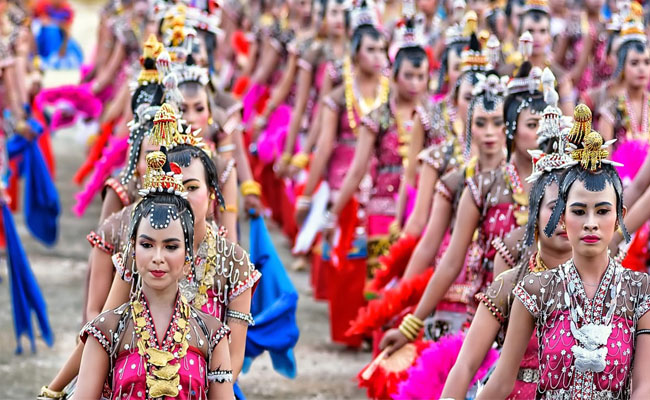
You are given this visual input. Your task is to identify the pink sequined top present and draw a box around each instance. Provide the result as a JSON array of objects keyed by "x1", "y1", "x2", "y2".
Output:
[
  {"x1": 322, "y1": 86, "x2": 359, "y2": 191},
  {"x1": 514, "y1": 259, "x2": 650, "y2": 398},
  {"x1": 81, "y1": 294, "x2": 231, "y2": 399},
  {"x1": 360, "y1": 100, "x2": 431, "y2": 218}
]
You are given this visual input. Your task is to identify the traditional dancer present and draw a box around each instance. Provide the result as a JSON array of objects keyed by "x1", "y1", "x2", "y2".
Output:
[
  {"x1": 441, "y1": 75, "x2": 573, "y2": 399},
  {"x1": 478, "y1": 105, "x2": 650, "y2": 399},
  {"x1": 76, "y1": 148, "x2": 234, "y2": 399}
]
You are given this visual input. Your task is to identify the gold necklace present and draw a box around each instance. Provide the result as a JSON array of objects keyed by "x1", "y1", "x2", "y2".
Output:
[
  {"x1": 193, "y1": 225, "x2": 217, "y2": 308},
  {"x1": 132, "y1": 293, "x2": 191, "y2": 398},
  {"x1": 343, "y1": 57, "x2": 390, "y2": 133}
]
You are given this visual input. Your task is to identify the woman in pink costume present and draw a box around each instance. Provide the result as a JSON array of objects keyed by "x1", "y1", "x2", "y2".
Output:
[
  {"x1": 441, "y1": 86, "x2": 573, "y2": 399},
  {"x1": 323, "y1": 11, "x2": 431, "y2": 276},
  {"x1": 295, "y1": 15, "x2": 388, "y2": 346},
  {"x1": 478, "y1": 107, "x2": 650, "y2": 399},
  {"x1": 379, "y1": 62, "x2": 548, "y2": 354},
  {"x1": 599, "y1": 18, "x2": 650, "y2": 185},
  {"x1": 39, "y1": 109, "x2": 259, "y2": 399},
  {"x1": 76, "y1": 148, "x2": 234, "y2": 399}
]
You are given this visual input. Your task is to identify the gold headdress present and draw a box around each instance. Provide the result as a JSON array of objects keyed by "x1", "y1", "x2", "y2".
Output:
[
  {"x1": 139, "y1": 149, "x2": 187, "y2": 199},
  {"x1": 566, "y1": 104, "x2": 622, "y2": 172},
  {"x1": 138, "y1": 35, "x2": 164, "y2": 85},
  {"x1": 149, "y1": 103, "x2": 207, "y2": 151}
]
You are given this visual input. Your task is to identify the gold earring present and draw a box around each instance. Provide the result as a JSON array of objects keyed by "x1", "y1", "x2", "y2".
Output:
[
  {"x1": 561, "y1": 221, "x2": 566, "y2": 231},
  {"x1": 208, "y1": 117, "x2": 214, "y2": 125},
  {"x1": 210, "y1": 192, "x2": 216, "y2": 200}
]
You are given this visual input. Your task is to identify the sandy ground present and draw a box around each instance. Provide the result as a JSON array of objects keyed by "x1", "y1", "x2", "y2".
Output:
[{"x1": 0, "y1": 1, "x2": 371, "y2": 398}]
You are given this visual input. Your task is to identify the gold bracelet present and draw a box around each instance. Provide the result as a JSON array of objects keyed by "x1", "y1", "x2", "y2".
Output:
[
  {"x1": 240, "y1": 180, "x2": 262, "y2": 197},
  {"x1": 403, "y1": 313, "x2": 424, "y2": 328},
  {"x1": 220, "y1": 204, "x2": 238, "y2": 214},
  {"x1": 38, "y1": 386, "x2": 66, "y2": 399},
  {"x1": 398, "y1": 324, "x2": 417, "y2": 341},
  {"x1": 291, "y1": 153, "x2": 309, "y2": 169}
]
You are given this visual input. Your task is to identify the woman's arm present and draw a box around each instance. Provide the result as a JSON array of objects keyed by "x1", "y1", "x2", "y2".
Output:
[
  {"x1": 401, "y1": 160, "x2": 440, "y2": 236},
  {"x1": 598, "y1": 113, "x2": 615, "y2": 142},
  {"x1": 75, "y1": 337, "x2": 109, "y2": 398},
  {"x1": 226, "y1": 289, "x2": 252, "y2": 380},
  {"x1": 85, "y1": 248, "x2": 115, "y2": 321},
  {"x1": 402, "y1": 189, "x2": 450, "y2": 280},
  {"x1": 295, "y1": 104, "x2": 338, "y2": 226},
  {"x1": 324, "y1": 125, "x2": 375, "y2": 240},
  {"x1": 442, "y1": 303, "x2": 502, "y2": 399},
  {"x1": 92, "y1": 43, "x2": 125, "y2": 95},
  {"x1": 568, "y1": 31, "x2": 594, "y2": 86},
  {"x1": 381, "y1": 188, "x2": 480, "y2": 352},
  {"x1": 103, "y1": 273, "x2": 131, "y2": 312},
  {"x1": 631, "y1": 313, "x2": 650, "y2": 399},
  {"x1": 98, "y1": 191, "x2": 124, "y2": 223},
  {"x1": 623, "y1": 154, "x2": 650, "y2": 207},
  {"x1": 251, "y1": 40, "x2": 281, "y2": 85},
  {"x1": 219, "y1": 163, "x2": 239, "y2": 242},
  {"x1": 394, "y1": 119, "x2": 425, "y2": 226},
  {"x1": 281, "y1": 64, "x2": 314, "y2": 162},
  {"x1": 476, "y1": 300, "x2": 535, "y2": 399},
  {"x1": 208, "y1": 332, "x2": 234, "y2": 400},
  {"x1": 558, "y1": 79, "x2": 575, "y2": 116}
]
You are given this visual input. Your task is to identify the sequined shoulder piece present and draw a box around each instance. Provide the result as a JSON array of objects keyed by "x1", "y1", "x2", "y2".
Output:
[
  {"x1": 415, "y1": 103, "x2": 432, "y2": 134},
  {"x1": 298, "y1": 40, "x2": 324, "y2": 71},
  {"x1": 103, "y1": 177, "x2": 131, "y2": 207},
  {"x1": 513, "y1": 268, "x2": 555, "y2": 319},
  {"x1": 214, "y1": 234, "x2": 261, "y2": 302},
  {"x1": 466, "y1": 169, "x2": 499, "y2": 210},
  {"x1": 80, "y1": 303, "x2": 130, "y2": 355},
  {"x1": 492, "y1": 226, "x2": 526, "y2": 269},
  {"x1": 418, "y1": 139, "x2": 460, "y2": 176},
  {"x1": 360, "y1": 102, "x2": 390, "y2": 135},
  {"x1": 191, "y1": 306, "x2": 231, "y2": 355},
  {"x1": 91, "y1": 203, "x2": 134, "y2": 259},
  {"x1": 476, "y1": 266, "x2": 523, "y2": 326},
  {"x1": 323, "y1": 85, "x2": 344, "y2": 112},
  {"x1": 436, "y1": 168, "x2": 464, "y2": 204}
]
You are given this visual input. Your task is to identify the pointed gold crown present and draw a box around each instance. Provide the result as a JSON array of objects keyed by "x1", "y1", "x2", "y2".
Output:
[
  {"x1": 149, "y1": 103, "x2": 206, "y2": 150},
  {"x1": 568, "y1": 104, "x2": 592, "y2": 146},
  {"x1": 567, "y1": 105, "x2": 621, "y2": 172},
  {"x1": 138, "y1": 35, "x2": 164, "y2": 85},
  {"x1": 139, "y1": 149, "x2": 187, "y2": 198}
]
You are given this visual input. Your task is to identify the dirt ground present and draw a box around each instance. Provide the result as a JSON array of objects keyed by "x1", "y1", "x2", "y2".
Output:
[{"x1": 0, "y1": 1, "x2": 371, "y2": 398}]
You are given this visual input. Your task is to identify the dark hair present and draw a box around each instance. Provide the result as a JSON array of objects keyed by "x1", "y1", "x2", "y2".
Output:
[
  {"x1": 129, "y1": 193, "x2": 196, "y2": 261},
  {"x1": 544, "y1": 163, "x2": 629, "y2": 242},
  {"x1": 393, "y1": 46, "x2": 428, "y2": 78},
  {"x1": 453, "y1": 70, "x2": 481, "y2": 103},
  {"x1": 167, "y1": 144, "x2": 225, "y2": 207},
  {"x1": 503, "y1": 62, "x2": 547, "y2": 161},
  {"x1": 131, "y1": 84, "x2": 164, "y2": 116},
  {"x1": 518, "y1": 9, "x2": 549, "y2": 35},
  {"x1": 505, "y1": 0, "x2": 525, "y2": 19},
  {"x1": 437, "y1": 41, "x2": 467, "y2": 93},
  {"x1": 351, "y1": 24, "x2": 382, "y2": 55},
  {"x1": 318, "y1": 0, "x2": 349, "y2": 26},
  {"x1": 614, "y1": 40, "x2": 647, "y2": 79},
  {"x1": 523, "y1": 170, "x2": 561, "y2": 246}
]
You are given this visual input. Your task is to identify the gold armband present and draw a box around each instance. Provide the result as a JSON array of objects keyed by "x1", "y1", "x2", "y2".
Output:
[{"x1": 240, "y1": 180, "x2": 262, "y2": 197}]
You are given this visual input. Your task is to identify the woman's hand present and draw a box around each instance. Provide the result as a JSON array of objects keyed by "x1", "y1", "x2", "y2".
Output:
[{"x1": 379, "y1": 328, "x2": 409, "y2": 356}]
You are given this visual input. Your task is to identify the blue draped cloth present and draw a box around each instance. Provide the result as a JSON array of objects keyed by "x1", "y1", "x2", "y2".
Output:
[
  {"x1": 243, "y1": 213, "x2": 299, "y2": 379},
  {"x1": 7, "y1": 132, "x2": 60, "y2": 246},
  {"x1": 3, "y1": 204, "x2": 53, "y2": 353}
]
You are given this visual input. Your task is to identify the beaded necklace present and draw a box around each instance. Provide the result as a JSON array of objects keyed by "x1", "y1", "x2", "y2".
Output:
[
  {"x1": 504, "y1": 163, "x2": 529, "y2": 226},
  {"x1": 620, "y1": 92, "x2": 650, "y2": 142},
  {"x1": 131, "y1": 292, "x2": 191, "y2": 399},
  {"x1": 343, "y1": 57, "x2": 390, "y2": 133}
]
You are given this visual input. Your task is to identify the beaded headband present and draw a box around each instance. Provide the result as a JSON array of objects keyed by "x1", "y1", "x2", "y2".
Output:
[
  {"x1": 139, "y1": 149, "x2": 187, "y2": 199},
  {"x1": 614, "y1": 16, "x2": 647, "y2": 49},
  {"x1": 507, "y1": 65, "x2": 542, "y2": 95}
]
